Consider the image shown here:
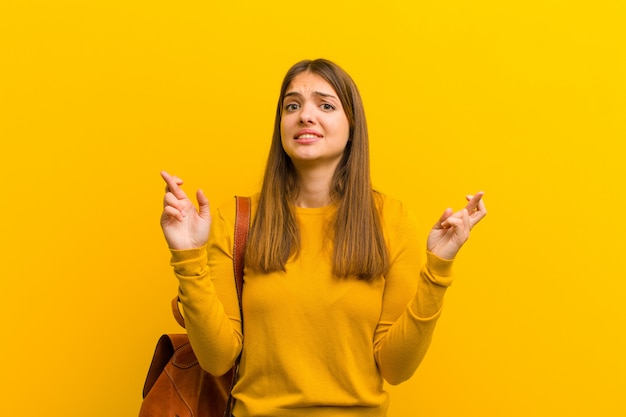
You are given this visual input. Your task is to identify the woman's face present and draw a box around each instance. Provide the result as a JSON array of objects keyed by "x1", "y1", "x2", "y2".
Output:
[{"x1": 280, "y1": 71, "x2": 350, "y2": 170}]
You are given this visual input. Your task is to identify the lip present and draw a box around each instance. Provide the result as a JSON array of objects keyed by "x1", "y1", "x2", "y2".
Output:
[
  {"x1": 294, "y1": 129, "x2": 323, "y2": 139},
  {"x1": 293, "y1": 129, "x2": 323, "y2": 144}
]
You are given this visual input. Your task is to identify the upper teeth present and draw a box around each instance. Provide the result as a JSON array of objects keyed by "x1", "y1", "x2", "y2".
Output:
[{"x1": 298, "y1": 134, "x2": 318, "y2": 139}]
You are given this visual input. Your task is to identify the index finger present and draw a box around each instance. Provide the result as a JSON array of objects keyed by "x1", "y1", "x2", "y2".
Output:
[
  {"x1": 464, "y1": 191, "x2": 485, "y2": 212},
  {"x1": 160, "y1": 170, "x2": 187, "y2": 200}
]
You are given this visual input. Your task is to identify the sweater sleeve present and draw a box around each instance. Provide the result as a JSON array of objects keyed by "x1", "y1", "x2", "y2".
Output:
[
  {"x1": 169, "y1": 202, "x2": 242, "y2": 376},
  {"x1": 373, "y1": 204, "x2": 454, "y2": 385}
]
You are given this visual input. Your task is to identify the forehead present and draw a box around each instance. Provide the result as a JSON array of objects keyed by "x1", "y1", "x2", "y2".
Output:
[{"x1": 285, "y1": 71, "x2": 337, "y2": 95}]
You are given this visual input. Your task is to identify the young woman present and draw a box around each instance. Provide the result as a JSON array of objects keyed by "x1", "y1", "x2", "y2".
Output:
[{"x1": 160, "y1": 58, "x2": 487, "y2": 417}]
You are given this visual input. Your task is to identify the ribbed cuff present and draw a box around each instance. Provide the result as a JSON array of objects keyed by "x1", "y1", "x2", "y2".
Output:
[
  {"x1": 170, "y1": 245, "x2": 208, "y2": 276},
  {"x1": 424, "y1": 251, "x2": 454, "y2": 287}
]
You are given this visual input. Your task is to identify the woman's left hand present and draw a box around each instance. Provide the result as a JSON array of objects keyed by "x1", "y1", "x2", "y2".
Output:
[{"x1": 427, "y1": 192, "x2": 487, "y2": 260}]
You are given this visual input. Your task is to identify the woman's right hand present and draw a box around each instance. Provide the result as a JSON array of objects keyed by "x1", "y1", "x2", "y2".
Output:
[{"x1": 160, "y1": 171, "x2": 211, "y2": 250}]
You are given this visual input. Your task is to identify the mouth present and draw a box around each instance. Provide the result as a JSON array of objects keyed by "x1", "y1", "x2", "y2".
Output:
[{"x1": 294, "y1": 130, "x2": 323, "y2": 140}]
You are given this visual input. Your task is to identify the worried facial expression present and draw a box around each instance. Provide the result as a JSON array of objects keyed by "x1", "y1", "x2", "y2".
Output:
[{"x1": 280, "y1": 72, "x2": 350, "y2": 170}]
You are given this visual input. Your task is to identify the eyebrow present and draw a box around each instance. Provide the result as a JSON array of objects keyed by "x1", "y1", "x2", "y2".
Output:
[{"x1": 284, "y1": 91, "x2": 338, "y2": 100}]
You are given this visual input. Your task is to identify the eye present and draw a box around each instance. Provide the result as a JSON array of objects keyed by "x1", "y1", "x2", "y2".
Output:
[
  {"x1": 284, "y1": 103, "x2": 300, "y2": 112},
  {"x1": 321, "y1": 103, "x2": 336, "y2": 111}
]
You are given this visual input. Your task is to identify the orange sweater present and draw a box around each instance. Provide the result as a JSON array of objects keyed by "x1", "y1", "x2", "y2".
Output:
[{"x1": 171, "y1": 194, "x2": 454, "y2": 417}]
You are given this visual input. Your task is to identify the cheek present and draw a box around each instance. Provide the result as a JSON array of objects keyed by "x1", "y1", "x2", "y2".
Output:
[
  {"x1": 280, "y1": 114, "x2": 293, "y2": 133},
  {"x1": 338, "y1": 117, "x2": 351, "y2": 141}
]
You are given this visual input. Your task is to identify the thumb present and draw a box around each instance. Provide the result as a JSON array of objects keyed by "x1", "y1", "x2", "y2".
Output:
[
  {"x1": 196, "y1": 189, "x2": 211, "y2": 220},
  {"x1": 435, "y1": 208, "x2": 454, "y2": 229}
]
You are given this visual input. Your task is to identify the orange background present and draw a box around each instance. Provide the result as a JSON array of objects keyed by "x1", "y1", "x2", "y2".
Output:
[{"x1": 1, "y1": 0, "x2": 624, "y2": 415}]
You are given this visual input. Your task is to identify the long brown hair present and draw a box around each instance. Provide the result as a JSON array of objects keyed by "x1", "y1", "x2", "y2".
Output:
[{"x1": 246, "y1": 59, "x2": 389, "y2": 281}]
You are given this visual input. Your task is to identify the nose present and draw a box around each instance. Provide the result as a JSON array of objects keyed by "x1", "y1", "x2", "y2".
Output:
[{"x1": 298, "y1": 102, "x2": 315, "y2": 124}]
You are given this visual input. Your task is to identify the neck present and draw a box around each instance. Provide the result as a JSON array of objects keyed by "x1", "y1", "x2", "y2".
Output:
[{"x1": 293, "y1": 163, "x2": 336, "y2": 208}]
